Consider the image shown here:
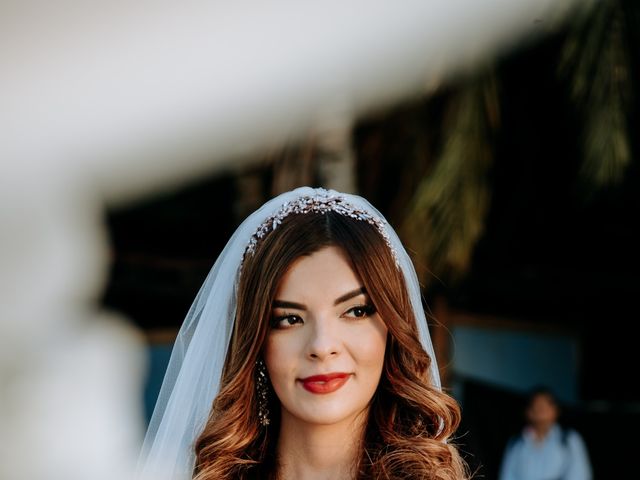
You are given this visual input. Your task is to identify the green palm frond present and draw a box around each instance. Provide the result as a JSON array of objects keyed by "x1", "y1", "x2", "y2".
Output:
[
  {"x1": 401, "y1": 74, "x2": 499, "y2": 285},
  {"x1": 559, "y1": 0, "x2": 632, "y2": 188}
]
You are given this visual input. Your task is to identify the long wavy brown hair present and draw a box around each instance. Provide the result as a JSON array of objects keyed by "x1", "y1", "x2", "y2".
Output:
[{"x1": 194, "y1": 211, "x2": 468, "y2": 479}]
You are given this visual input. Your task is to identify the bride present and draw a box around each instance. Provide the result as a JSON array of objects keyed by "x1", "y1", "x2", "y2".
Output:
[{"x1": 139, "y1": 187, "x2": 468, "y2": 480}]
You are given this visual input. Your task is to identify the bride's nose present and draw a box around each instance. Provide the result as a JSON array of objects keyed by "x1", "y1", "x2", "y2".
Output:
[{"x1": 306, "y1": 317, "x2": 340, "y2": 360}]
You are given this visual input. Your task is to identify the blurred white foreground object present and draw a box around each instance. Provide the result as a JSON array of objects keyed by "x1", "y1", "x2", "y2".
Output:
[
  {"x1": 2, "y1": 0, "x2": 583, "y2": 203},
  {"x1": 0, "y1": 167, "x2": 146, "y2": 480}
]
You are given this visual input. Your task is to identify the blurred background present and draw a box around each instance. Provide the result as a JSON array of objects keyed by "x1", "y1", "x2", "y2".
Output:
[{"x1": 2, "y1": 0, "x2": 638, "y2": 478}]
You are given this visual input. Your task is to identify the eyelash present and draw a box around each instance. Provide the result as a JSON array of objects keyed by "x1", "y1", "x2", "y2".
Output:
[
  {"x1": 270, "y1": 314, "x2": 302, "y2": 329},
  {"x1": 270, "y1": 304, "x2": 377, "y2": 329},
  {"x1": 345, "y1": 304, "x2": 377, "y2": 318}
]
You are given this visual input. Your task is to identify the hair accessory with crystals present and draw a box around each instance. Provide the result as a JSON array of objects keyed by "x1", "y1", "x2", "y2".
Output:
[
  {"x1": 244, "y1": 188, "x2": 398, "y2": 265},
  {"x1": 137, "y1": 186, "x2": 440, "y2": 480}
]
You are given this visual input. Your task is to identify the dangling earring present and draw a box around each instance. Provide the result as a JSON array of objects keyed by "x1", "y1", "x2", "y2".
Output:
[{"x1": 256, "y1": 359, "x2": 270, "y2": 426}]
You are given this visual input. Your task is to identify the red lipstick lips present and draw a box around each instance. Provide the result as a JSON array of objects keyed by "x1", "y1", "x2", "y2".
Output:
[{"x1": 299, "y1": 372, "x2": 351, "y2": 394}]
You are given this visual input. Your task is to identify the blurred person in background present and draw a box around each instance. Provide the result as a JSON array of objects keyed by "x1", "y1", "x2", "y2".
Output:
[
  {"x1": 139, "y1": 187, "x2": 468, "y2": 480},
  {"x1": 498, "y1": 386, "x2": 592, "y2": 480}
]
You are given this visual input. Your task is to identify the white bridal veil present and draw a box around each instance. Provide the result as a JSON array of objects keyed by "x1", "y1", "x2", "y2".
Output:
[{"x1": 138, "y1": 186, "x2": 441, "y2": 480}]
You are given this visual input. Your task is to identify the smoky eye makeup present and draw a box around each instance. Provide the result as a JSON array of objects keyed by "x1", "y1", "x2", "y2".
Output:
[
  {"x1": 270, "y1": 299, "x2": 306, "y2": 328},
  {"x1": 270, "y1": 311, "x2": 303, "y2": 329},
  {"x1": 343, "y1": 302, "x2": 377, "y2": 318}
]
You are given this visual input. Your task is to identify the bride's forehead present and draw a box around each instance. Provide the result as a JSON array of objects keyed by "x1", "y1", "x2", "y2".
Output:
[
  {"x1": 276, "y1": 247, "x2": 361, "y2": 293},
  {"x1": 284, "y1": 247, "x2": 353, "y2": 274}
]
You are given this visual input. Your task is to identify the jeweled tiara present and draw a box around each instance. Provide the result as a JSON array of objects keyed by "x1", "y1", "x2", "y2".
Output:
[{"x1": 244, "y1": 189, "x2": 398, "y2": 265}]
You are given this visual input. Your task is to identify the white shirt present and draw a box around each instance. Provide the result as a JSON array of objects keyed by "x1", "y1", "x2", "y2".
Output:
[{"x1": 498, "y1": 424, "x2": 593, "y2": 480}]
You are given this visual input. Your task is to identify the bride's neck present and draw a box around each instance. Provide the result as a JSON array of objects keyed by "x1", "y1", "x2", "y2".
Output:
[{"x1": 275, "y1": 410, "x2": 366, "y2": 480}]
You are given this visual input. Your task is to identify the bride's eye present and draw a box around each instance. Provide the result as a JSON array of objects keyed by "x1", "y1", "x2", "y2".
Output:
[
  {"x1": 271, "y1": 314, "x2": 303, "y2": 329},
  {"x1": 344, "y1": 304, "x2": 376, "y2": 318}
]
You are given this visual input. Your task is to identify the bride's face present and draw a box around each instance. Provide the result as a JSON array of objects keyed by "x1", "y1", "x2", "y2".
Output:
[{"x1": 264, "y1": 246, "x2": 388, "y2": 427}]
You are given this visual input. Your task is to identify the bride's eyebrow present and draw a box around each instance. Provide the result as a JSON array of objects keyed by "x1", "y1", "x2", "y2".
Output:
[
  {"x1": 272, "y1": 287, "x2": 367, "y2": 311},
  {"x1": 333, "y1": 286, "x2": 366, "y2": 305},
  {"x1": 272, "y1": 300, "x2": 306, "y2": 310}
]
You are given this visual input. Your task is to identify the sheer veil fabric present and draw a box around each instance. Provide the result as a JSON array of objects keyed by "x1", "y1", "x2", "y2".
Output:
[{"x1": 137, "y1": 186, "x2": 441, "y2": 480}]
